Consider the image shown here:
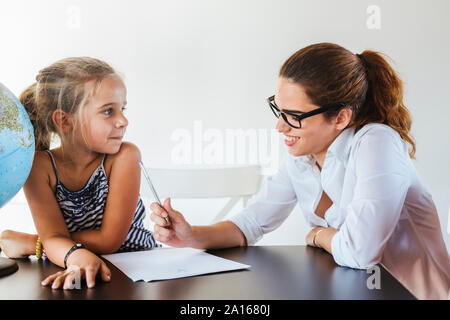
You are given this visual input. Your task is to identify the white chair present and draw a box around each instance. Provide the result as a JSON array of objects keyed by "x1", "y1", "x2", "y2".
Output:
[{"x1": 140, "y1": 165, "x2": 262, "y2": 223}]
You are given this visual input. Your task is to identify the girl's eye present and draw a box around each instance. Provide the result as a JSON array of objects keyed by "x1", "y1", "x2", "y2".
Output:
[
  {"x1": 103, "y1": 108, "x2": 113, "y2": 115},
  {"x1": 121, "y1": 107, "x2": 127, "y2": 112}
]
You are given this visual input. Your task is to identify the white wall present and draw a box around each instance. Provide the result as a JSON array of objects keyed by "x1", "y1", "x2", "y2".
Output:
[{"x1": 1, "y1": 0, "x2": 449, "y2": 250}]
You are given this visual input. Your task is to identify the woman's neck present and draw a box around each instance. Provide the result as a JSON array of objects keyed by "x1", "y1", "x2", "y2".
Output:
[{"x1": 313, "y1": 152, "x2": 325, "y2": 171}]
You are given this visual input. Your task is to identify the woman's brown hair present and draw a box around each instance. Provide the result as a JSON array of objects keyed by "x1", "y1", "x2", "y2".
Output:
[
  {"x1": 19, "y1": 57, "x2": 119, "y2": 151},
  {"x1": 279, "y1": 42, "x2": 416, "y2": 158}
]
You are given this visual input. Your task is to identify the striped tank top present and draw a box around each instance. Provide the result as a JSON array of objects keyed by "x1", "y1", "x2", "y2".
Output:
[{"x1": 46, "y1": 150, "x2": 159, "y2": 252}]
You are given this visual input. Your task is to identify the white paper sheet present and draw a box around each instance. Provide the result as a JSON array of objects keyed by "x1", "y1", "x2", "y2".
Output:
[{"x1": 102, "y1": 247, "x2": 251, "y2": 282}]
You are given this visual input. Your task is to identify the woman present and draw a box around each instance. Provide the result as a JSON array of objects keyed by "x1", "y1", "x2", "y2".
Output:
[{"x1": 150, "y1": 43, "x2": 450, "y2": 299}]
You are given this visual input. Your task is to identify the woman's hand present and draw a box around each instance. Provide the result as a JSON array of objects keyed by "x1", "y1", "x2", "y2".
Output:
[
  {"x1": 306, "y1": 227, "x2": 323, "y2": 247},
  {"x1": 150, "y1": 198, "x2": 196, "y2": 248},
  {"x1": 306, "y1": 227, "x2": 339, "y2": 254},
  {"x1": 41, "y1": 249, "x2": 111, "y2": 290}
]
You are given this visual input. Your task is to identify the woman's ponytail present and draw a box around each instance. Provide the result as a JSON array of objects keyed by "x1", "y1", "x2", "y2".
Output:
[{"x1": 355, "y1": 51, "x2": 416, "y2": 158}]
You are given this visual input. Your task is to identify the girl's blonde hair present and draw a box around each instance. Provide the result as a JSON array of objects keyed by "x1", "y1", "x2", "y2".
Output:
[{"x1": 20, "y1": 57, "x2": 120, "y2": 151}]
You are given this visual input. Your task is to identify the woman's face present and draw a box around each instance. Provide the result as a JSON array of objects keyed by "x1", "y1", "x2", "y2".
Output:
[{"x1": 275, "y1": 77, "x2": 348, "y2": 159}]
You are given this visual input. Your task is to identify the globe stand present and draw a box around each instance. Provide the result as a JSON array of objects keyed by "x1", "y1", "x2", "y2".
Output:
[{"x1": 0, "y1": 257, "x2": 18, "y2": 277}]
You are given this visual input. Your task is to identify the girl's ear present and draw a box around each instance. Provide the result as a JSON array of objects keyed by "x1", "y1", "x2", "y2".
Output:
[
  {"x1": 52, "y1": 110, "x2": 73, "y2": 133},
  {"x1": 334, "y1": 107, "x2": 353, "y2": 130}
]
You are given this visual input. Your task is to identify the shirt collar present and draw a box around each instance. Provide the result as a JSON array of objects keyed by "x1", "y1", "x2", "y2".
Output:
[
  {"x1": 290, "y1": 127, "x2": 355, "y2": 169},
  {"x1": 325, "y1": 126, "x2": 355, "y2": 164}
]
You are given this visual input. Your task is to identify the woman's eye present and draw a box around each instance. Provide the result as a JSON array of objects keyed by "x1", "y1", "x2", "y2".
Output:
[
  {"x1": 103, "y1": 108, "x2": 112, "y2": 115},
  {"x1": 121, "y1": 107, "x2": 127, "y2": 112}
]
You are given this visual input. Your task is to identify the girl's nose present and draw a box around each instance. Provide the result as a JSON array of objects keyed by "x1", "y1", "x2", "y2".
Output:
[{"x1": 115, "y1": 114, "x2": 128, "y2": 128}]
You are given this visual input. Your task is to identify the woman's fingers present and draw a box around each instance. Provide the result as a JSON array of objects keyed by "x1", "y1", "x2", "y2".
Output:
[
  {"x1": 150, "y1": 198, "x2": 183, "y2": 224},
  {"x1": 150, "y1": 202, "x2": 166, "y2": 217},
  {"x1": 154, "y1": 224, "x2": 174, "y2": 238},
  {"x1": 150, "y1": 212, "x2": 169, "y2": 227},
  {"x1": 154, "y1": 224, "x2": 176, "y2": 243}
]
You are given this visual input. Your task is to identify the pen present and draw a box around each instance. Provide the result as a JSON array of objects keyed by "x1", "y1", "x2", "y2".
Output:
[{"x1": 139, "y1": 161, "x2": 171, "y2": 226}]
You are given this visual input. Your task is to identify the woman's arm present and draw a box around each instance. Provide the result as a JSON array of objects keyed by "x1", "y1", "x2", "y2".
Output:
[
  {"x1": 150, "y1": 198, "x2": 247, "y2": 249},
  {"x1": 150, "y1": 161, "x2": 297, "y2": 249},
  {"x1": 192, "y1": 222, "x2": 247, "y2": 249},
  {"x1": 306, "y1": 226, "x2": 338, "y2": 254},
  {"x1": 69, "y1": 142, "x2": 143, "y2": 254},
  {"x1": 330, "y1": 129, "x2": 411, "y2": 269}
]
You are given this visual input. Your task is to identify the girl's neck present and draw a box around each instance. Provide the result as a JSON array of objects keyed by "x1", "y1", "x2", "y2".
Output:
[{"x1": 54, "y1": 144, "x2": 103, "y2": 171}]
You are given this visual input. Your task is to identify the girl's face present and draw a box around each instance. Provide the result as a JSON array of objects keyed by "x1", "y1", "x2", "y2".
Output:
[
  {"x1": 77, "y1": 76, "x2": 128, "y2": 154},
  {"x1": 274, "y1": 77, "x2": 345, "y2": 158}
]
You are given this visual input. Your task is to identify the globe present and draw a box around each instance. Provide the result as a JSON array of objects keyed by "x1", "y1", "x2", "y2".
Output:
[
  {"x1": 0, "y1": 82, "x2": 34, "y2": 276},
  {"x1": 0, "y1": 82, "x2": 35, "y2": 209}
]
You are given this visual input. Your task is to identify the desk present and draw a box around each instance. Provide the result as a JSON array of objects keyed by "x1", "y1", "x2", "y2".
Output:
[{"x1": 0, "y1": 245, "x2": 415, "y2": 299}]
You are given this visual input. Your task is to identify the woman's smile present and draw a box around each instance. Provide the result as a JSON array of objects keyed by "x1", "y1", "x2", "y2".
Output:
[{"x1": 284, "y1": 134, "x2": 301, "y2": 147}]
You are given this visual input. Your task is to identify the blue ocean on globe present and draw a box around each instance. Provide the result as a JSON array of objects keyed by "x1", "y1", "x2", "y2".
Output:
[{"x1": 0, "y1": 82, "x2": 35, "y2": 208}]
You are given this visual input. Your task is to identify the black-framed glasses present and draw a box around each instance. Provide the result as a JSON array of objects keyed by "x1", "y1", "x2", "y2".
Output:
[{"x1": 267, "y1": 95, "x2": 343, "y2": 129}]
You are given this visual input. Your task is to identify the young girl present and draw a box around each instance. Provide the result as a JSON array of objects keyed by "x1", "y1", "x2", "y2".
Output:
[{"x1": 0, "y1": 57, "x2": 158, "y2": 289}]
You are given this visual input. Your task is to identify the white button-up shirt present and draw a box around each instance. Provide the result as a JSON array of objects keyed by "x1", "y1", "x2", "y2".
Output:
[{"x1": 229, "y1": 123, "x2": 450, "y2": 299}]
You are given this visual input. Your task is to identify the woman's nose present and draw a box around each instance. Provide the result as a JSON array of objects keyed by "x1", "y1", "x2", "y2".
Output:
[{"x1": 276, "y1": 117, "x2": 290, "y2": 134}]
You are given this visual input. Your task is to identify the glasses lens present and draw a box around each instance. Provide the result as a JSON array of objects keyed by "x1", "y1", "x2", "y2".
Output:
[{"x1": 283, "y1": 113, "x2": 301, "y2": 128}]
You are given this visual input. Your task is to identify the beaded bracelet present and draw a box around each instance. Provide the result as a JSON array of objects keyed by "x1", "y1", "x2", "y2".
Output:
[{"x1": 35, "y1": 236, "x2": 42, "y2": 259}]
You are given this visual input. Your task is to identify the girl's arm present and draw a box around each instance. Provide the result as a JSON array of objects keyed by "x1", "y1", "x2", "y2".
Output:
[
  {"x1": 24, "y1": 152, "x2": 81, "y2": 266},
  {"x1": 24, "y1": 151, "x2": 111, "y2": 289},
  {"x1": 69, "y1": 142, "x2": 142, "y2": 254}
]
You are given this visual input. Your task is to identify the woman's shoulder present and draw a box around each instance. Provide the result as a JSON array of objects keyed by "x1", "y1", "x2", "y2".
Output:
[
  {"x1": 350, "y1": 123, "x2": 410, "y2": 163},
  {"x1": 354, "y1": 123, "x2": 401, "y2": 141},
  {"x1": 351, "y1": 123, "x2": 406, "y2": 151}
]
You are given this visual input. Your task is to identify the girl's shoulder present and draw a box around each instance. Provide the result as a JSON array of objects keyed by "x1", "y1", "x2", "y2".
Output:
[
  {"x1": 26, "y1": 150, "x2": 58, "y2": 189},
  {"x1": 31, "y1": 150, "x2": 55, "y2": 173},
  {"x1": 104, "y1": 141, "x2": 142, "y2": 173}
]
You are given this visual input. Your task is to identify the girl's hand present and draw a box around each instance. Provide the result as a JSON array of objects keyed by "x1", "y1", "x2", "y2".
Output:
[
  {"x1": 41, "y1": 249, "x2": 111, "y2": 290},
  {"x1": 150, "y1": 198, "x2": 196, "y2": 248},
  {"x1": 0, "y1": 230, "x2": 37, "y2": 258}
]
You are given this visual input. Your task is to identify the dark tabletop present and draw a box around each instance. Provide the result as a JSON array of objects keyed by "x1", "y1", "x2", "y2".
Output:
[{"x1": 0, "y1": 245, "x2": 415, "y2": 300}]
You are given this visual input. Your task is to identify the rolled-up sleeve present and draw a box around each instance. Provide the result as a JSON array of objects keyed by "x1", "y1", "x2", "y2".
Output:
[
  {"x1": 228, "y1": 161, "x2": 298, "y2": 245},
  {"x1": 331, "y1": 130, "x2": 411, "y2": 269}
]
